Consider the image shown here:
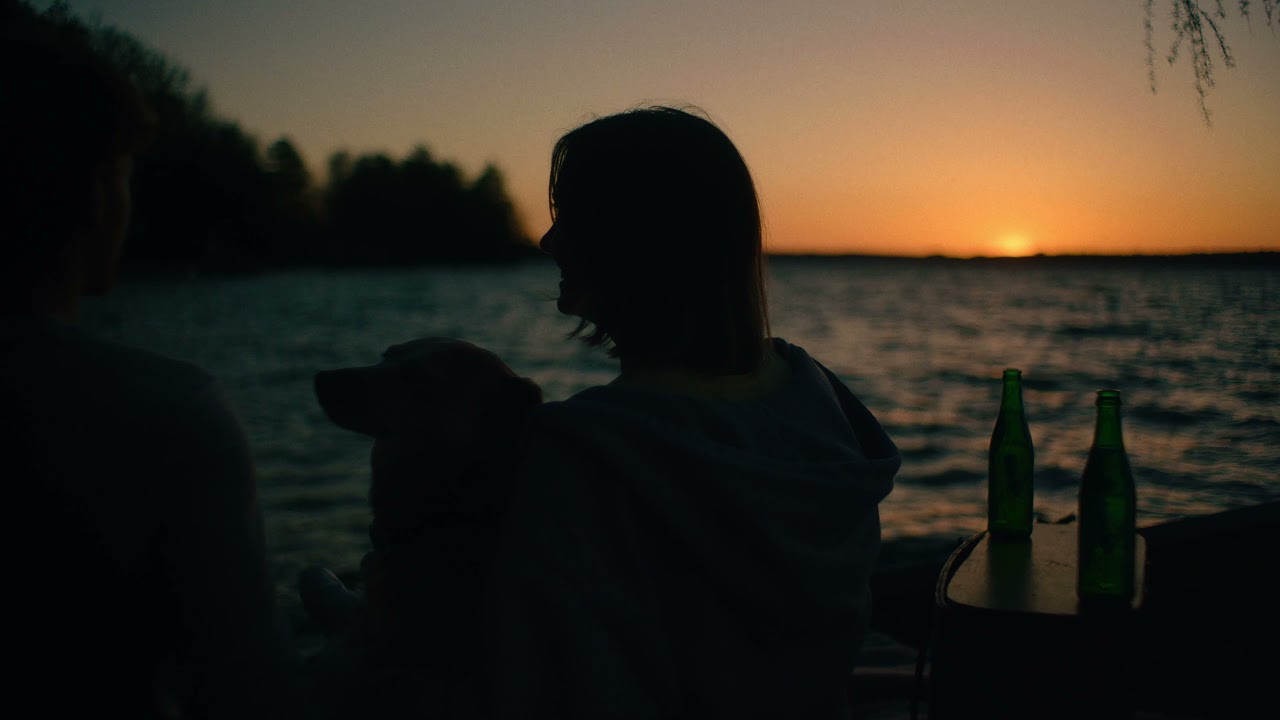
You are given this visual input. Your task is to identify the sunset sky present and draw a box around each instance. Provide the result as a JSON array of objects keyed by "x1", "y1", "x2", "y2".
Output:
[{"x1": 43, "y1": 0, "x2": 1280, "y2": 257}]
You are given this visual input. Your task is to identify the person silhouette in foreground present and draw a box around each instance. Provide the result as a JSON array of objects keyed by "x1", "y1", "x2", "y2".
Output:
[
  {"x1": 0, "y1": 10, "x2": 296, "y2": 719},
  {"x1": 471, "y1": 106, "x2": 901, "y2": 718}
]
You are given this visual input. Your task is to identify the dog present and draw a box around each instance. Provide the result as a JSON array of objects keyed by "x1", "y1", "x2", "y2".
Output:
[{"x1": 305, "y1": 337, "x2": 543, "y2": 668}]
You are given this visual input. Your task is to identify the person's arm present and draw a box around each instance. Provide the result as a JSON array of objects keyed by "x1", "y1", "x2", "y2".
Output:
[{"x1": 157, "y1": 378, "x2": 299, "y2": 719}]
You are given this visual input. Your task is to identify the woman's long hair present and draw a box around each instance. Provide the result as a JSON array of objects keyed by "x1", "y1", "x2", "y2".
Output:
[{"x1": 549, "y1": 106, "x2": 769, "y2": 375}]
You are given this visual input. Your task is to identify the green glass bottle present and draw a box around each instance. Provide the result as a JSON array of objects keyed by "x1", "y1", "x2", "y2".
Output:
[
  {"x1": 1077, "y1": 389, "x2": 1137, "y2": 605},
  {"x1": 988, "y1": 368, "x2": 1034, "y2": 540}
]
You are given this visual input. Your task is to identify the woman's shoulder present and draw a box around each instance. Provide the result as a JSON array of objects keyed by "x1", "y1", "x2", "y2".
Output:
[
  {"x1": 768, "y1": 337, "x2": 865, "y2": 397},
  {"x1": 766, "y1": 337, "x2": 827, "y2": 375},
  {"x1": 525, "y1": 338, "x2": 840, "y2": 432},
  {"x1": 586, "y1": 339, "x2": 814, "y2": 406}
]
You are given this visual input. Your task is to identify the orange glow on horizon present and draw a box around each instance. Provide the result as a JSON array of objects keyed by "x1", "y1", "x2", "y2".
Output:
[{"x1": 992, "y1": 234, "x2": 1037, "y2": 257}]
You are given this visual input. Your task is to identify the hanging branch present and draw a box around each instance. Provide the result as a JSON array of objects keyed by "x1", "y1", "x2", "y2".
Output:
[{"x1": 1145, "y1": 0, "x2": 1277, "y2": 124}]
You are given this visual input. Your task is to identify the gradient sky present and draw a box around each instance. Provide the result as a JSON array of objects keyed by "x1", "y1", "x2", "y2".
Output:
[{"x1": 45, "y1": 0, "x2": 1280, "y2": 256}]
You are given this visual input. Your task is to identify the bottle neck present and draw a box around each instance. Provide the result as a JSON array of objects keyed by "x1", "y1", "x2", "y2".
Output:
[
  {"x1": 1093, "y1": 402, "x2": 1125, "y2": 450},
  {"x1": 1000, "y1": 377, "x2": 1024, "y2": 416}
]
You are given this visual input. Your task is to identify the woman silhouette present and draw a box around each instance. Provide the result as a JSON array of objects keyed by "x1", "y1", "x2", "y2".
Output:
[{"x1": 479, "y1": 106, "x2": 901, "y2": 719}]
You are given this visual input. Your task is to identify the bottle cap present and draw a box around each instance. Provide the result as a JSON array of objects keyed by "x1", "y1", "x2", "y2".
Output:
[{"x1": 1096, "y1": 389, "x2": 1122, "y2": 405}]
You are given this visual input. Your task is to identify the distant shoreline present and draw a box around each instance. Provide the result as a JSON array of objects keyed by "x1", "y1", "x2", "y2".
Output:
[
  {"x1": 766, "y1": 251, "x2": 1279, "y2": 266},
  {"x1": 115, "y1": 250, "x2": 1278, "y2": 282}
]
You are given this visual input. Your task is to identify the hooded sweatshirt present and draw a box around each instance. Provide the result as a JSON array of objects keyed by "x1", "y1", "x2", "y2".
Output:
[{"x1": 478, "y1": 339, "x2": 899, "y2": 719}]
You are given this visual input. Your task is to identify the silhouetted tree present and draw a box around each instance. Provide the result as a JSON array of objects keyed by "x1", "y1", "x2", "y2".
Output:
[
  {"x1": 324, "y1": 152, "x2": 397, "y2": 265},
  {"x1": 266, "y1": 138, "x2": 312, "y2": 200},
  {"x1": 322, "y1": 147, "x2": 532, "y2": 266},
  {"x1": 465, "y1": 165, "x2": 528, "y2": 262},
  {"x1": 264, "y1": 137, "x2": 319, "y2": 264},
  {"x1": 9, "y1": 1, "x2": 534, "y2": 272},
  {"x1": 1145, "y1": 0, "x2": 1278, "y2": 123},
  {"x1": 327, "y1": 150, "x2": 353, "y2": 188},
  {"x1": 397, "y1": 146, "x2": 467, "y2": 262},
  {"x1": 3, "y1": 1, "x2": 280, "y2": 271}
]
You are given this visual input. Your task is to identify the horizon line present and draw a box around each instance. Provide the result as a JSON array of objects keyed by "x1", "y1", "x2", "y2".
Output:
[{"x1": 764, "y1": 250, "x2": 1280, "y2": 261}]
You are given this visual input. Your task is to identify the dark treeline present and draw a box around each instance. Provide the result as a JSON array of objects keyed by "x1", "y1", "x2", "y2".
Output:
[{"x1": 11, "y1": 1, "x2": 536, "y2": 275}]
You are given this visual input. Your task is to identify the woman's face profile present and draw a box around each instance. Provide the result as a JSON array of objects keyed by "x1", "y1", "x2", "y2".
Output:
[{"x1": 540, "y1": 222, "x2": 594, "y2": 321}]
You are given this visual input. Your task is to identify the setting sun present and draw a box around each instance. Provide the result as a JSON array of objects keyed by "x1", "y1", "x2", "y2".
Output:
[{"x1": 993, "y1": 234, "x2": 1037, "y2": 258}]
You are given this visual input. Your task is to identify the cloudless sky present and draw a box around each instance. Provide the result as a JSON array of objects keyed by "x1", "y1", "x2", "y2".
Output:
[{"x1": 43, "y1": 0, "x2": 1280, "y2": 256}]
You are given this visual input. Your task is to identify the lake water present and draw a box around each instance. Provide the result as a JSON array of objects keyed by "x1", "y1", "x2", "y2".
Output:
[{"x1": 80, "y1": 256, "x2": 1279, "y2": 611}]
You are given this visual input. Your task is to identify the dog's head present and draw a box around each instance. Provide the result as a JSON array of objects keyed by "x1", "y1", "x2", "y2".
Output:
[
  {"x1": 315, "y1": 337, "x2": 539, "y2": 440},
  {"x1": 315, "y1": 337, "x2": 542, "y2": 520}
]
